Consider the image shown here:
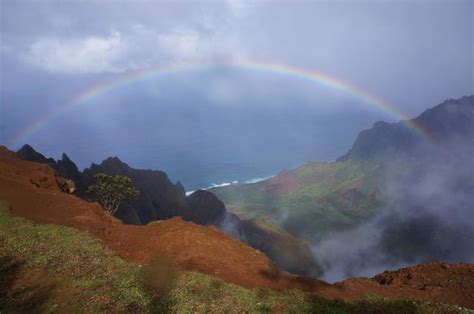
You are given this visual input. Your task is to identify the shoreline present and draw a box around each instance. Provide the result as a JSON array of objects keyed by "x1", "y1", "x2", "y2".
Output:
[{"x1": 185, "y1": 174, "x2": 275, "y2": 196}]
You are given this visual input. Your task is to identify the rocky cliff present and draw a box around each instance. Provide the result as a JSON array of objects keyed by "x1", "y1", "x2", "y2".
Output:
[{"x1": 338, "y1": 95, "x2": 474, "y2": 161}]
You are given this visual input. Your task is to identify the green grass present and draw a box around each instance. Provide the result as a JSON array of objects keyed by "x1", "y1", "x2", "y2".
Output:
[
  {"x1": 0, "y1": 201, "x2": 151, "y2": 312},
  {"x1": 0, "y1": 201, "x2": 466, "y2": 313}
]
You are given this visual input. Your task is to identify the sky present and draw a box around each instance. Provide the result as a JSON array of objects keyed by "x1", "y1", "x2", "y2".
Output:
[{"x1": 0, "y1": 0, "x2": 473, "y2": 187}]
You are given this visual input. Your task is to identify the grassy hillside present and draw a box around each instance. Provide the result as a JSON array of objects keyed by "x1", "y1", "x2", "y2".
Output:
[
  {"x1": 212, "y1": 160, "x2": 385, "y2": 241},
  {"x1": 0, "y1": 200, "x2": 152, "y2": 312},
  {"x1": 0, "y1": 201, "x2": 455, "y2": 313}
]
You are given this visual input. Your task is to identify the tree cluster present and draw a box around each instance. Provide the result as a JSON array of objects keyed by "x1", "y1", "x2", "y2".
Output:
[{"x1": 86, "y1": 173, "x2": 139, "y2": 214}]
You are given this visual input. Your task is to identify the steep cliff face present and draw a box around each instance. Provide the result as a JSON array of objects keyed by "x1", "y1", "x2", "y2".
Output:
[
  {"x1": 56, "y1": 153, "x2": 83, "y2": 190},
  {"x1": 81, "y1": 157, "x2": 192, "y2": 224},
  {"x1": 338, "y1": 95, "x2": 474, "y2": 162},
  {"x1": 186, "y1": 190, "x2": 227, "y2": 226},
  {"x1": 415, "y1": 95, "x2": 474, "y2": 141},
  {"x1": 336, "y1": 121, "x2": 419, "y2": 161}
]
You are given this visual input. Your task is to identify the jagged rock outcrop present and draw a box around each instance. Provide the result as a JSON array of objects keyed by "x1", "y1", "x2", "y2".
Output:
[
  {"x1": 16, "y1": 144, "x2": 56, "y2": 165},
  {"x1": 186, "y1": 190, "x2": 227, "y2": 226},
  {"x1": 81, "y1": 157, "x2": 192, "y2": 224},
  {"x1": 56, "y1": 153, "x2": 83, "y2": 189}
]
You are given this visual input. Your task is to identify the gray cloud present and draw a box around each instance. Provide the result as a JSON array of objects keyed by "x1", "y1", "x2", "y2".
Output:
[
  {"x1": 1, "y1": 0, "x2": 472, "y2": 115},
  {"x1": 2, "y1": 0, "x2": 255, "y2": 74}
]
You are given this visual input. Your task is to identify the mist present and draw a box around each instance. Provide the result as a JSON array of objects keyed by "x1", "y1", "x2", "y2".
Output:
[{"x1": 313, "y1": 140, "x2": 474, "y2": 283}]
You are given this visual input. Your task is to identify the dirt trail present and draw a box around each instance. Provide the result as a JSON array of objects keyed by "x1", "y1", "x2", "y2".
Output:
[{"x1": 1, "y1": 146, "x2": 473, "y2": 308}]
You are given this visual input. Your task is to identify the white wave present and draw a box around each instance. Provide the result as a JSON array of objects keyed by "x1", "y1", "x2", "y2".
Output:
[
  {"x1": 244, "y1": 175, "x2": 274, "y2": 184},
  {"x1": 185, "y1": 181, "x2": 238, "y2": 195},
  {"x1": 185, "y1": 174, "x2": 275, "y2": 195},
  {"x1": 209, "y1": 182, "x2": 233, "y2": 188}
]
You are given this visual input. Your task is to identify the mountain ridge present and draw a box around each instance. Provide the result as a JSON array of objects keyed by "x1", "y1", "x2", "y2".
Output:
[{"x1": 338, "y1": 95, "x2": 474, "y2": 161}]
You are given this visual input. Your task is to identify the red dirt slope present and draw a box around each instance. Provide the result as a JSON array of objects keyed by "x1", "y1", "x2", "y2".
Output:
[
  {"x1": 1, "y1": 146, "x2": 473, "y2": 309},
  {"x1": 0, "y1": 146, "x2": 326, "y2": 292},
  {"x1": 336, "y1": 262, "x2": 474, "y2": 309}
]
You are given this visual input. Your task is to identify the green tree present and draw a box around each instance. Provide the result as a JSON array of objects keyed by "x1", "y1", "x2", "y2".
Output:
[{"x1": 86, "y1": 173, "x2": 139, "y2": 214}]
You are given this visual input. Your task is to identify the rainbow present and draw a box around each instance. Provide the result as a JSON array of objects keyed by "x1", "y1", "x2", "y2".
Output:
[{"x1": 10, "y1": 59, "x2": 431, "y2": 146}]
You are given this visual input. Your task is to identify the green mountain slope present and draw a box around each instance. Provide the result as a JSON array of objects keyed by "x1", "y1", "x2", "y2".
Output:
[{"x1": 212, "y1": 160, "x2": 384, "y2": 241}]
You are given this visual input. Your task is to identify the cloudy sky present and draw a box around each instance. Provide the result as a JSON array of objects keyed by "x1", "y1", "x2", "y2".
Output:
[{"x1": 0, "y1": 0, "x2": 473, "y2": 186}]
